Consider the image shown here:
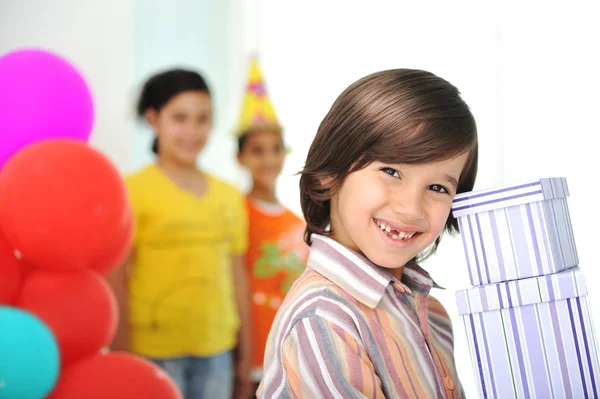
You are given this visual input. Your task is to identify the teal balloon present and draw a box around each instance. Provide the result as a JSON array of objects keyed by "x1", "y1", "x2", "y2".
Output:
[{"x1": 0, "y1": 306, "x2": 60, "y2": 399}]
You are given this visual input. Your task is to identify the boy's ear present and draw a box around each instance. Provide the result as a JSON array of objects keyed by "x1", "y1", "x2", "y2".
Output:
[
  {"x1": 236, "y1": 152, "x2": 245, "y2": 166},
  {"x1": 144, "y1": 108, "x2": 159, "y2": 129}
]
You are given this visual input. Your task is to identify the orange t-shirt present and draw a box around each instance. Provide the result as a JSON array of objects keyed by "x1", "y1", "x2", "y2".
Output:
[{"x1": 245, "y1": 198, "x2": 309, "y2": 375}]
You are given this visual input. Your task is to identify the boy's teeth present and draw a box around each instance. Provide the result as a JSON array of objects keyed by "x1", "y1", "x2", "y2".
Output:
[{"x1": 376, "y1": 220, "x2": 417, "y2": 240}]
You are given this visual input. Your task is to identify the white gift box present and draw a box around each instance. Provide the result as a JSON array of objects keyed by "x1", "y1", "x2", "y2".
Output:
[
  {"x1": 456, "y1": 268, "x2": 600, "y2": 399},
  {"x1": 452, "y1": 178, "x2": 578, "y2": 285}
]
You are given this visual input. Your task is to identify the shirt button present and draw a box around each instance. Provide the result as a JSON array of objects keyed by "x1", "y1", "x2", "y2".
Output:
[
  {"x1": 444, "y1": 376, "x2": 455, "y2": 391},
  {"x1": 393, "y1": 282, "x2": 406, "y2": 293}
]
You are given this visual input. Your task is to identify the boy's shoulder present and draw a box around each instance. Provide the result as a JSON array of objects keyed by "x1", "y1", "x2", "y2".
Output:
[
  {"x1": 287, "y1": 267, "x2": 355, "y2": 298},
  {"x1": 426, "y1": 294, "x2": 451, "y2": 320},
  {"x1": 281, "y1": 206, "x2": 304, "y2": 223},
  {"x1": 274, "y1": 267, "x2": 366, "y2": 333},
  {"x1": 247, "y1": 199, "x2": 305, "y2": 223}
]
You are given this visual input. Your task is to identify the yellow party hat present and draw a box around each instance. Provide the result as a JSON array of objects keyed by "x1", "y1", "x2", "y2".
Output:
[{"x1": 235, "y1": 57, "x2": 283, "y2": 137}]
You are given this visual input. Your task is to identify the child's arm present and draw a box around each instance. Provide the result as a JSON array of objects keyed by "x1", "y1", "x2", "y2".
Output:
[
  {"x1": 106, "y1": 251, "x2": 133, "y2": 351},
  {"x1": 267, "y1": 315, "x2": 386, "y2": 399},
  {"x1": 232, "y1": 254, "x2": 252, "y2": 399}
]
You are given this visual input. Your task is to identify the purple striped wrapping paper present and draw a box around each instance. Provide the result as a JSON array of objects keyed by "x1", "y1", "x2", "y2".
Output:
[
  {"x1": 452, "y1": 178, "x2": 578, "y2": 286},
  {"x1": 456, "y1": 268, "x2": 600, "y2": 399}
]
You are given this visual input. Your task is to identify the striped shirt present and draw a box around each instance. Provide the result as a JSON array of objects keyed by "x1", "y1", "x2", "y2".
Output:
[{"x1": 257, "y1": 234, "x2": 463, "y2": 399}]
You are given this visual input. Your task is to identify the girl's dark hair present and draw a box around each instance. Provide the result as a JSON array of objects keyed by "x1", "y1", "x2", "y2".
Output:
[
  {"x1": 300, "y1": 69, "x2": 478, "y2": 261},
  {"x1": 136, "y1": 69, "x2": 210, "y2": 154}
]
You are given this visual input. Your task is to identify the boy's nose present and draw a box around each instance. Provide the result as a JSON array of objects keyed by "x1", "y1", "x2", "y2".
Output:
[
  {"x1": 391, "y1": 191, "x2": 425, "y2": 221},
  {"x1": 263, "y1": 151, "x2": 281, "y2": 164}
]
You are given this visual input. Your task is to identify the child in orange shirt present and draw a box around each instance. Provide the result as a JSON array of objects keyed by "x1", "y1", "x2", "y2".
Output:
[{"x1": 235, "y1": 59, "x2": 308, "y2": 391}]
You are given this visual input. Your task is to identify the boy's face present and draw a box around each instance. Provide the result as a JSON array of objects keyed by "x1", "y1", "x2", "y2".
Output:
[
  {"x1": 328, "y1": 153, "x2": 469, "y2": 273},
  {"x1": 147, "y1": 91, "x2": 212, "y2": 167},
  {"x1": 238, "y1": 130, "x2": 285, "y2": 191}
]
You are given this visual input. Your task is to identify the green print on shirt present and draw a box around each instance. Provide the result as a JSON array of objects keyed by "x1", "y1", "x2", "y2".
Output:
[{"x1": 253, "y1": 242, "x2": 304, "y2": 293}]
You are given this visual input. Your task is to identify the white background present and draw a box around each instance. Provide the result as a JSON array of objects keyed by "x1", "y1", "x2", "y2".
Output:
[{"x1": 2, "y1": 1, "x2": 599, "y2": 396}]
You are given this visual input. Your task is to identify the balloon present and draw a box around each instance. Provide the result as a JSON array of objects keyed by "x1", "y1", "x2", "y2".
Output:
[
  {"x1": 0, "y1": 306, "x2": 60, "y2": 399},
  {"x1": 89, "y1": 201, "x2": 134, "y2": 276},
  {"x1": 16, "y1": 269, "x2": 117, "y2": 366},
  {"x1": 48, "y1": 352, "x2": 182, "y2": 399},
  {"x1": 0, "y1": 234, "x2": 21, "y2": 304},
  {"x1": 0, "y1": 139, "x2": 133, "y2": 272},
  {"x1": 0, "y1": 48, "x2": 94, "y2": 168},
  {"x1": 19, "y1": 259, "x2": 37, "y2": 277}
]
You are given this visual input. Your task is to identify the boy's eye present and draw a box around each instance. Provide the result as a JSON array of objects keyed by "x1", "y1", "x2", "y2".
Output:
[
  {"x1": 197, "y1": 114, "x2": 210, "y2": 124},
  {"x1": 172, "y1": 114, "x2": 186, "y2": 122},
  {"x1": 381, "y1": 167, "x2": 400, "y2": 178},
  {"x1": 429, "y1": 184, "x2": 449, "y2": 194}
]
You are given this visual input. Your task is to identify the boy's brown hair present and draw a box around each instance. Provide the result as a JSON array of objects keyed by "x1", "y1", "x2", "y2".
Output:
[{"x1": 299, "y1": 69, "x2": 478, "y2": 260}]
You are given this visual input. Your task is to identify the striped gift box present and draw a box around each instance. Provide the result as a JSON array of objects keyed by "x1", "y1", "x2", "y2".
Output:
[
  {"x1": 456, "y1": 268, "x2": 600, "y2": 399},
  {"x1": 452, "y1": 178, "x2": 578, "y2": 286}
]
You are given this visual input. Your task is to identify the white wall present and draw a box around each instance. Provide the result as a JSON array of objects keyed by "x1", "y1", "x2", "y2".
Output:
[
  {"x1": 0, "y1": 0, "x2": 135, "y2": 172},
  {"x1": 0, "y1": 0, "x2": 244, "y2": 179}
]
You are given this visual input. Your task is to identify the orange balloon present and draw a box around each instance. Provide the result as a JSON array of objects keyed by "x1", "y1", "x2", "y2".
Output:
[
  {"x1": 48, "y1": 352, "x2": 182, "y2": 399},
  {"x1": 0, "y1": 139, "x2": 132, "y2": 272},
  {"x1": 17, "y1": 269, "x2": 117, "y2": 366}
]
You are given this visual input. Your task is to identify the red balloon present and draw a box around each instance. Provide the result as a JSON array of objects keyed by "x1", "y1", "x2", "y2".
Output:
[
  {"x1": 19, "y1": 259, "x2": 37, "y2": 277},
  {"x1": 0, "y1": 139, "x2": 133, "y2": 272},
  {"x1": 16, "y1": 269, "x2": 117, "y2": 366},
  {"x1": 48, "y1": 352, "x2": 182, "y2": 399},
  {"x1": 0, "y1": 234, "x2": 21, "y2": 304},
  {"x1": 90, "y1": 201, "x2": 134, "y2": 276}
]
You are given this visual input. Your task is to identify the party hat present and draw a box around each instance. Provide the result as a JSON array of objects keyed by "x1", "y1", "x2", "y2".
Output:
[{"x1": 235, "y1": 57, "x2": 283, "y2": 137}]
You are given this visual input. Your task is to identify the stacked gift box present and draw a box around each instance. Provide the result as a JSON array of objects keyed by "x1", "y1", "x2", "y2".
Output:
[{"x1": 452, "y1": 178, "x2": 600, "y2": 398}]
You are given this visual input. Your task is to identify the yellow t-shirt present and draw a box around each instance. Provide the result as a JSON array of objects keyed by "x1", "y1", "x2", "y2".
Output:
[{"x1": 125, "y1": 164, "x2": 248, "y2": 358}]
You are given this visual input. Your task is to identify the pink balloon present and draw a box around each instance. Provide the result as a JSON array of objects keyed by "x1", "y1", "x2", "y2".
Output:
[{"x1": 0, "y1": 48, "x2": 94, "y2": 168}]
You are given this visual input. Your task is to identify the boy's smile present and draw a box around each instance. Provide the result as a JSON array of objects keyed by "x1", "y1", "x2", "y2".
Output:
[
  {"x1": 328, "y1": 153, "x2": 469, "y2": 278},
  {"x1": 374, "y1": 217, "x2": 422, "y2": 242}
]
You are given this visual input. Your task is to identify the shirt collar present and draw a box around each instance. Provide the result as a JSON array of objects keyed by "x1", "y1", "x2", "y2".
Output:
[{"x1": 308, "y1": 234, "x2": 442, "y2": 308}]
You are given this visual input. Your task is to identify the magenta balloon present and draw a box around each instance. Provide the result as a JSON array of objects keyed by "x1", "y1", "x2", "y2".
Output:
[{"x1": 0, "y1": 49, "x2": 94, "y2": 168}]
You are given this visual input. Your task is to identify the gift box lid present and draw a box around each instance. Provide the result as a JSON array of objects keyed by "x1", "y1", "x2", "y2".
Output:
[
  {"x1": 456, "y1": 267, "x2": 586, "y2": 315},
  {"x1": 452, "y1": 177, "x2": 568, "y2": 218}
]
